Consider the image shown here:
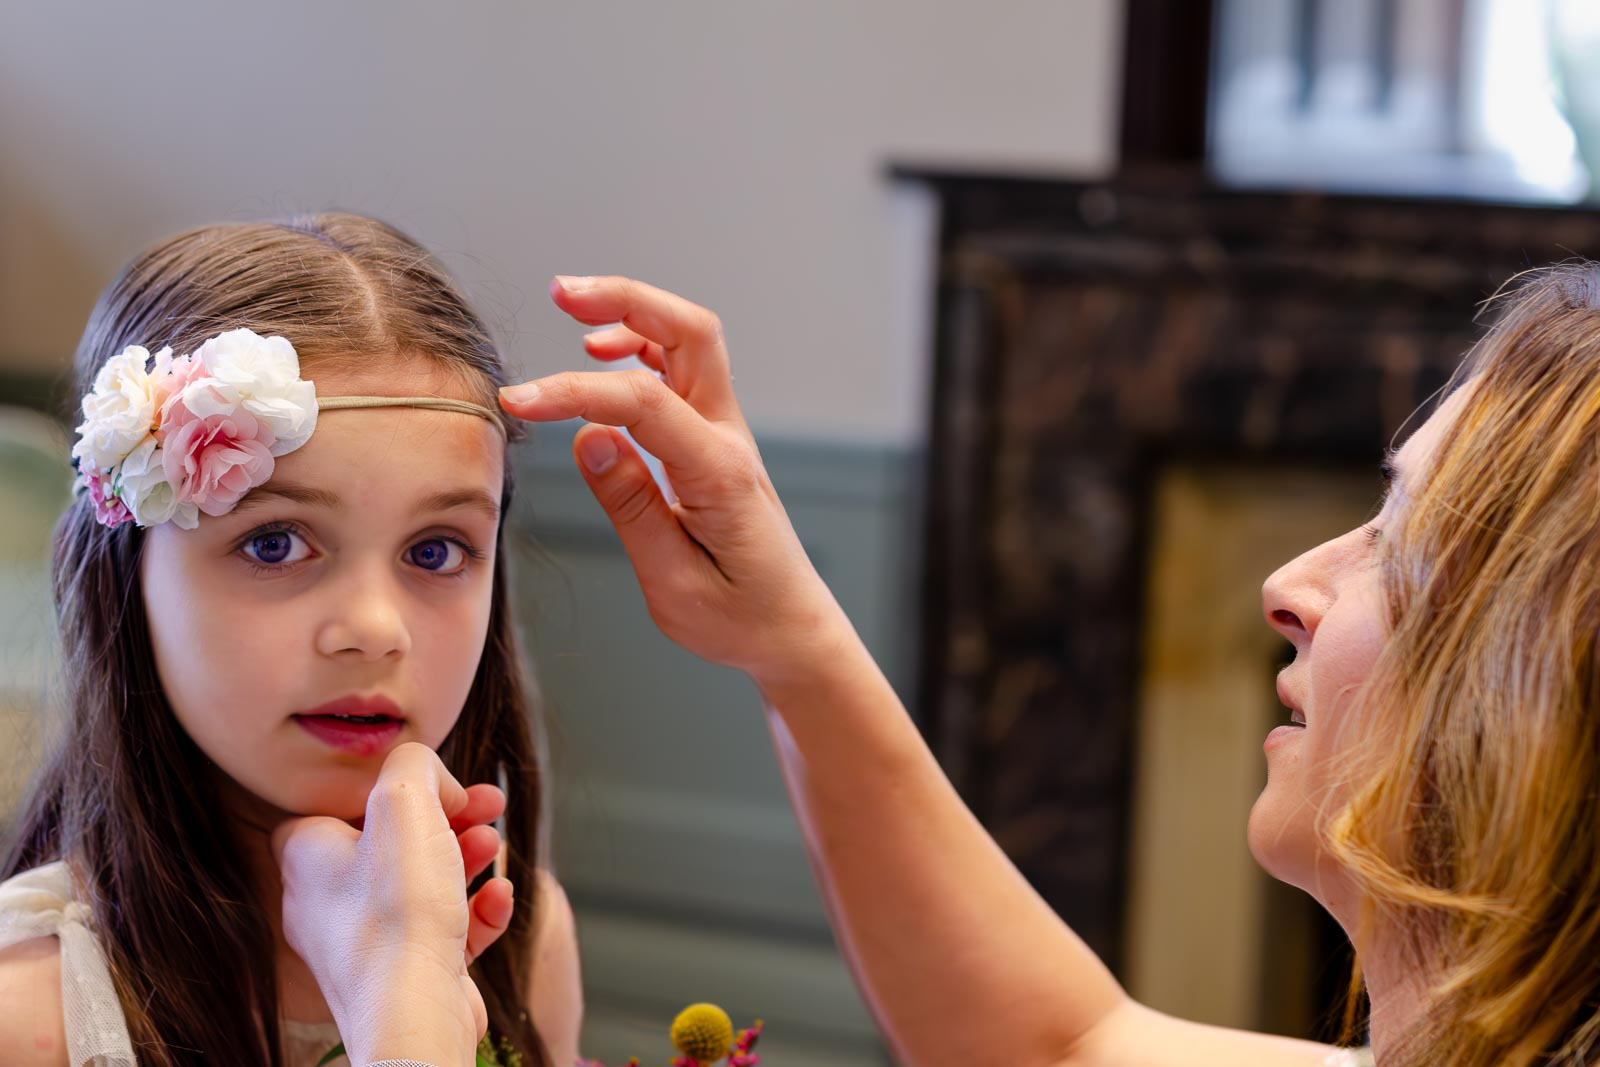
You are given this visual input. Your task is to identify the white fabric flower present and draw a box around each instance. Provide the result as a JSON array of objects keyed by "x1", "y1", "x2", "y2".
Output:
[
  {"x1": 71, "y1": 327, "x2": 319, "y2": 530},
  {"x1": 187, "y1": 328, "x2": 318, "y2": 454},
  {"x1": 116, "y1": 436, "x2": 198, "y2": 530},
  {"x1": 70, "y1": 346, "x2": 163, "y2": 475}
]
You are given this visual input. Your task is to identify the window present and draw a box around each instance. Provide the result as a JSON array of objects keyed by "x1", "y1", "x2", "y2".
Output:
[{"x1": 1209, "y1": 0, "x2": 1593, "y2": 204}]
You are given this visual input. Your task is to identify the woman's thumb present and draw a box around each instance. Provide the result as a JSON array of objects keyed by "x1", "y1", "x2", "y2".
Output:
[{"x1": 572, "y1": 426, "x2": 692, "y2": 561}]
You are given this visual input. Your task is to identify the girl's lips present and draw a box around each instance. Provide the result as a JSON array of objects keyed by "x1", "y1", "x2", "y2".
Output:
[
  {"x1": 294, "y1": 715, "x2": 404, "y2": 756},
  {"x1": 296, "y1": 693, "x2": 405, "y2": 720}
]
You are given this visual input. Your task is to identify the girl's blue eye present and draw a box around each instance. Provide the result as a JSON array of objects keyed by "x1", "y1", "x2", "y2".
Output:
[
  {"x1": 408, "y1": 538, "x2": 466, "y2": 573},
  {"x1": 244, "y1": 528, "x2": 311, "y2": 566}
]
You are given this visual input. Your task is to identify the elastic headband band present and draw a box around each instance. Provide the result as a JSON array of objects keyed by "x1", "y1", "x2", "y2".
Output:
[{"x1": 317, "y1": 394, "x2": 506, "y2": 434}]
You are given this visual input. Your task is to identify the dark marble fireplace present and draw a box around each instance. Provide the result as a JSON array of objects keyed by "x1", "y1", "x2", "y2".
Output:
[{"x1": 901, "y1": 168, "x2": 1600, "y2": 1030}]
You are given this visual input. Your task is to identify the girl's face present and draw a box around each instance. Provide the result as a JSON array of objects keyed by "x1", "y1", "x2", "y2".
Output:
[
  {"x1": 141, "y1": 360, "x2": 505, "y2": 822},
  {"x1": 1247, "y1": 383, "x2": 1472, "y2": 915}
]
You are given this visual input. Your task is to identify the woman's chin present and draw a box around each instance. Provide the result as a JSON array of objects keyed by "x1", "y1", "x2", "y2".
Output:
[{"x1": 1246, "y1": 787, "x2": 1308, "y2": 885}]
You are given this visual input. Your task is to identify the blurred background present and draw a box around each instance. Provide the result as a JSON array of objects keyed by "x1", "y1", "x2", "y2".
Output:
[{"x1": 3, "y1": 1, "x2": 1600, "y2": 1062}]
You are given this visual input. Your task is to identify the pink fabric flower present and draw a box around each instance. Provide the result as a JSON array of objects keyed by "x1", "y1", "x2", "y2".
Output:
[
  {"x1": 159, "y1": 410, "x2": 277, "y2": 516},
  {"x1": 153, "y1": 351, "x2": 214, "y2": 431},
  {"x1": 82, "y1": 471, "x2": 132, "y2": 528}
]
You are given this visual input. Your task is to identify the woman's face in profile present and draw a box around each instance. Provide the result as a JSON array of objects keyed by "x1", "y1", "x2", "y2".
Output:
[{"x1": 1247, "y1": 382, "x2": 1475, "y2": 913}]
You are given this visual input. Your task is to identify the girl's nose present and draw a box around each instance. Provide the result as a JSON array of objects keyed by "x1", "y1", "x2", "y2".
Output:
[{"x1": 313, "y1": 566, "x2": 412, "y2": 661}]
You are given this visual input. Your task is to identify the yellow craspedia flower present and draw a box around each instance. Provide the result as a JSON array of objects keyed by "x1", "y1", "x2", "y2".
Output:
[{"x1": 670, "y1": 1003, "x2": 734, "y2": 1064}]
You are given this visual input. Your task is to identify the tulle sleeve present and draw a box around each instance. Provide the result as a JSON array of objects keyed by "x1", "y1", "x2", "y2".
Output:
[{"x1": 0, "y1": 861, "x2": 137, "y2": 1067}]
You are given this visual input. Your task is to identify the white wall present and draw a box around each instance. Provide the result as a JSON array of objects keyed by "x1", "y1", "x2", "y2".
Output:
[{"x1": 0, "y1": 1, "x2": 1121, "y2": 445}]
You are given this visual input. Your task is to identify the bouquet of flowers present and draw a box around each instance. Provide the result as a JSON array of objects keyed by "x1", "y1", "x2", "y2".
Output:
[{"x1": 579, "y1": 1003, "x2": 764, "y2": 1067}]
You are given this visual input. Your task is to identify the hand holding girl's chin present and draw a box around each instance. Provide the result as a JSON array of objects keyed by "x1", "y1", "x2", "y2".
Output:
[
  {"x1": 271, "y1": 742, "x2": 513, "y2": 1061},
  {"x1": 498, "y1": 275, "x2": 860, "y2": 690}
]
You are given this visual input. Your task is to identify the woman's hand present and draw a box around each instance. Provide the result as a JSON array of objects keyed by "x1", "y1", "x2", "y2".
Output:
[
  {"x1": 270, "y1": 742, "x2": 515, "y2": 1067},
  {"x1": 499, "y1": 275, "x2": 855, "y2": 690}
]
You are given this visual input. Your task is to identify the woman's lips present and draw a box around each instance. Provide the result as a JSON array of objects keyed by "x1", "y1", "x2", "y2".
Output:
[
  {"x1": 1267, "y1": 677, "x2": 1307, "y2": 750},
  {"x1": 1276, "y1": 678, "x2": 1307, "y2": 727}
]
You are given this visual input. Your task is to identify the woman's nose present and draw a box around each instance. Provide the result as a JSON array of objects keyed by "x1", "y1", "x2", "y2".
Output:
[
  {"x1": 313, "y1": 564, "x2": 412, "y2": 661},
  {"x1": 1261, "y1": 545, "x2": 1330, "y2": 649}
]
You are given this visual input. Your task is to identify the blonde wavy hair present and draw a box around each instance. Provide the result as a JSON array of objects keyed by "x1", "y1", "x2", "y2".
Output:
[{"x1": 1328, "y1": 262, "x2": 1600, "y2": 1066}]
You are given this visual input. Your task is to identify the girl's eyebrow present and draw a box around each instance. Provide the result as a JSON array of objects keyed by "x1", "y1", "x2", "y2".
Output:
[{"x1": 231, "y1": 481, "x2": 500, "y2": 522}]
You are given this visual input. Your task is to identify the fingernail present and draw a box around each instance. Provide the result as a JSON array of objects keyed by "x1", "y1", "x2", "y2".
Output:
[
  {"x1": 554, "y1": 275, "x2": 596, "y2": 293},
  {"x1": 578, "y1": 431, "x2": 618, "y2": 475},
  {"x1": 499, "y1": 383, "x2": 540, "y2": 406}
]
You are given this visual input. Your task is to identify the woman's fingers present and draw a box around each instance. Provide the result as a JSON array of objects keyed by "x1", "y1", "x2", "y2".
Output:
[
  {"x1": 447, "y1": 783, "x2": 505, "y2": 835},
  {"x1": 569, "y1": 423, "x2": 720, "y2": 578},
  {"x1": 458, "y1": 823, "x2": 502, "y2": 883},
  {"x1": 549, "y1": 275, "x2": 741, "y2": 425},
  {"x1": 465, "y1": 877, "x2": 515, "y2": 968},
  {"x1": 502, "y1": 369, "x2": 752, "y2": 503},
  {"x1": 584, "y1": 325, "x2": 666, "y2": 375}
]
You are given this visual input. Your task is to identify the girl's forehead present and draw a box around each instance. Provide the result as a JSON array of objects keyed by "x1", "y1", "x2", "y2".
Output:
[
  {"x1": 308, "y1": 355, "x2": 485, "y2": 401},
  {"x1": 261, "y1": 366, "x2": 505, "y2": 504},
  {"x1": 233, "y1": 407, "x2": 505, "y2": 526},
  {"x1": 200, "y1": 355, "x2": 509, "y2": 524}
]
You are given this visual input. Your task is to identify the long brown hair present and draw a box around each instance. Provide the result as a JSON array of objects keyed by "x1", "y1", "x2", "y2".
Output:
[
  {"x1": 1326, "y1": 262, "x2": 1600, "y2": 1066},
  {"x1": 1, "y1": 213, "x2": 550, "y2": 1066}
]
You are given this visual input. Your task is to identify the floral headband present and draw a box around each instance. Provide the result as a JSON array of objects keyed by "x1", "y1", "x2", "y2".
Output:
[{"x1": 71, "y1": 327, "x2": 504, "y2": 530}]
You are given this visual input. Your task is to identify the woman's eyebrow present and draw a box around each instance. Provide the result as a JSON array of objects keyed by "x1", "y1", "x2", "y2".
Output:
[
  {"x1": 230, "y1": 481, "x2": 499, "y2": 522},
  {"x1": 1380, "y1": 449, "x2": 1407, "y2": 502}
]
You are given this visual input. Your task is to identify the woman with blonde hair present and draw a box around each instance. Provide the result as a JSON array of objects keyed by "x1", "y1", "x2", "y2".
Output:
[{"x1": 496, "y1": 262, "x2": 1600, "y2": 1067}]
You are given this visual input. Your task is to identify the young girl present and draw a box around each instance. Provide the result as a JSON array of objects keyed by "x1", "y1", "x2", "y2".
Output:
[
  {"x1": 0, "y1": 214, "x2": 582, "y2": 1067},
  {"x1": 495, "y1": 265, "x2": 1600, "y2": 1067}
]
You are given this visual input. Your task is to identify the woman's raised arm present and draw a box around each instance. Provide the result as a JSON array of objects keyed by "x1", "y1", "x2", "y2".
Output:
[{"x1": 498, "y1": 275, "x2": 1341, "y2": 1067}]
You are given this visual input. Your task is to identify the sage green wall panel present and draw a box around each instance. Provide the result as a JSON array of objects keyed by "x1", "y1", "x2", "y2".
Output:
[{"x1": 511, "y1": 423, "x2": 917, "y2": 1064}]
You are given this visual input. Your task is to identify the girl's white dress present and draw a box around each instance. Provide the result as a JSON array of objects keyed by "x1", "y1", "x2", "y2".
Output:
[{"x1": 0, "y1": 860, "x2": 348, "y2": 1066}]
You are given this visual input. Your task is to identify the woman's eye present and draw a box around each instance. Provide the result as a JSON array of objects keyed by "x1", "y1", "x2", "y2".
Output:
[
  {"x1": 407, "y1": 537, "x2": 468, "y2": 574},
  {"x1": 1361, "y1": 524, "x2": 1383, "y2": 544},
  {"x1": 242, "y1": 528, "x2": 311, "y2": 566}
]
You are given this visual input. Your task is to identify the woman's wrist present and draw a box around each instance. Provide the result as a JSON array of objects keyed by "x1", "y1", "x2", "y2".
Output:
[
  {"x1": 346, "y1": 1013, "x2": 474, "y2": 1067},
  {"x1": 331, "y1": 961, "x2": 477, "y2": 1067},
  {"x1": 751, "y1": 609, "x2": 881, "y2": 712}
]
